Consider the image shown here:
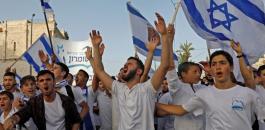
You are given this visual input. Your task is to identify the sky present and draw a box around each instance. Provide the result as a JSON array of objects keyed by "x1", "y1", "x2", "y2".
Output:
[{"x1": 1, "y1": 0, "x2": 210, "y2": 75}]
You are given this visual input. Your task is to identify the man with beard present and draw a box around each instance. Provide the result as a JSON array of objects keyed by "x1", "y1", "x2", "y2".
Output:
[
  {"x1": 2, "y1": 72, "x2": 21, "y2": 99},
  {"x1": 86, "y1": 12, "x2": 169, "y2": 130},
  {"x1": 3, "y1": 70, "x2": 81, "y2": 130}
]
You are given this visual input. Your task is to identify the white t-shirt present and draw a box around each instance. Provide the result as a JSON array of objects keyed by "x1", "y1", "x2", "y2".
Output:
[
  {"x1": 183, "y1": 85, "x2": 265, "y2": 130},
  {"x1": 166, "y1": 69, "x2": 206, "y2": 130},
  {"x1": 112, "y1": 90, "x2": 120, "y2": 130},
  {"x1": 112, "y1": 80, "x2": 157, "y2": 130},
  {"x1": 93, "y1": 90, "x2": 112, "y2": 130},
  {"x1": 157, "y1": 92, "x2": 174, "y2": 130},
  {"x1": 44, "y1": 93, "x2": 65, "y2": 130},
  {"x1": 256, "y1": 85, "x2": 265, "y2": 130}
]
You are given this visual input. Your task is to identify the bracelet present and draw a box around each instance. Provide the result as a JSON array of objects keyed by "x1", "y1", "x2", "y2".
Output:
[{"x1": 236, "y1": 54, "x2": 245, "y2": 58}]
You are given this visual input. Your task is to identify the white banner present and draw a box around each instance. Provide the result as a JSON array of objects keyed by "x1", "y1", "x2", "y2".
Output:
[{"x1": 53, "y1": 38, "x2": 93, "y2": 76}]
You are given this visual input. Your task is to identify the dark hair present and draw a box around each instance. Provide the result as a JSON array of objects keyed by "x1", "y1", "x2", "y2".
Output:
[
  {"x1": 257, "y1": 65, "x2": 265, "y2": 76},
  {"x1": 3, "y1": 72, "x2": 16, "y2": 79},
  {"x1": 68, "y1": 73, "x2": 73, "y2": 78},
  {"x1": 78, "y1": 69, "x2": 89, "y2": 79},
  {"x1": 178, "y1": 62, "x2": 201, "y2": 78},
  {"x1": 37, "y1": 70, "x2": 55, "y2": 80},
  {"x1": 210, "y1": 50, "x2": 233, "y2": 66},
  {"x1": 111, "y1": 76, "x2": 116, "y2": 80},
  {"x1": 0, "y1": 91, "x2": 14, "y2": 100},
  {"x1": 127, "y1": 56, "x2": 145, "y2": 76},
  {"x1": 20, "y1": 75, "x2": 36, "y2": 88},
  {"x1": 55, "y1": 62, "x2": 69, "y2": 79}
]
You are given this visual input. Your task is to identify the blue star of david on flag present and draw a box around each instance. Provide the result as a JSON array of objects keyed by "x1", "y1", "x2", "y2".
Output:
[{"x1": 207, "y1": 0, "x2": 238, "y2": 31}]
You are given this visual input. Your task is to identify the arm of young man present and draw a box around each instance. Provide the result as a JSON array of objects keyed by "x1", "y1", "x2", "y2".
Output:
[
  {"x1": 3, "y1": 114, "x2": 21, "y2": 130},
  {"x1": 79, "y1": 101, "x2": 89, "y2": 120},
  {"x1": 89, "y1": 30, "x2": 114, "y2": 91},
  {"x1": 4, "y1": 103, "x2": 32, "y2": 130},
  {"x1": 230, "y1": 41, "x2": 256, "y2": 89},
  {"x1": 151, "y1": 13, "x2": 169, "y2": 91},
  {"x1": 156, "y1": 95, "x2": 204, "y2": 117},
  {"x1": 72, "y1": 123, "x2": 80, "y2": 130},
  {"x1": 72, "y1": 87, "x2": 89, "y2": 119},
  {"x1": 156, "y1": 103, "x2": 188, "y2": 116},
  {"x1": 140, "y1": 34, "x2": 160, "y2": 83},
  {"x1": 165, "y1": 24, "x2": 182, "y2": 95},
  {"x1": 92, "y1": 75, "x2": 100, "y2": 92}
]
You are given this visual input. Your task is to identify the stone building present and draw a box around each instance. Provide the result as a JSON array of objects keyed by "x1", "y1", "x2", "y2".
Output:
[{"x1": 0, "y1": 18, "x2": 68, "y2": 83}]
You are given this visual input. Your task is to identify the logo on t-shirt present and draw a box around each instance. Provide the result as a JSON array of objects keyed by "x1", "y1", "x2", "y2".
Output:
[{"x1": 232, "y1": 98, "x2": 245, "y2": 111}]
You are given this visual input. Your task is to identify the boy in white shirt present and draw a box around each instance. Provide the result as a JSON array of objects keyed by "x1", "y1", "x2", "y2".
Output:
[
  {"x1": 0, "y1": 91, "x2": 16, "y2": 124},
  {"x1": 156, "y1": 50, "x2": 265, "y2": 130}
]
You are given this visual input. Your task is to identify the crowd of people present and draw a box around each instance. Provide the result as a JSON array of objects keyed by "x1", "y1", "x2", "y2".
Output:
[{"x1": 0, "y1": 12, "x2": 264, "y2": 130}]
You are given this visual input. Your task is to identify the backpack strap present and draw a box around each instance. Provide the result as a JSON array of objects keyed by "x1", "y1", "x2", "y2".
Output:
[{"x1": 65, "y1": 85, "x2": 75, "y2": 101}]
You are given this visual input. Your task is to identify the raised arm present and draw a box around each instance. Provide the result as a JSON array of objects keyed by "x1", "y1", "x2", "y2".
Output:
[
  {"x1": 167, "y1": 24, "x2": 175, "y2": 70},
  {"x1": 230, "y1": 41, "x2": 255, "y2": 89},
  {"x1": 90, "y1": 30, "x2": 113, "y2": 91},
  {"x1": 85, "y1": 46, "x2": 95, "y2": 70},
  {"x1": 140, "y1": 34, "x2": 160, "y2": 83},
  {"x1": 151, "y1": 13, "x2": 170, "y2": 90},
  {"x1": 91, "y1": 75, "x2": 100, "y2": 92},
  {"x1": 165, "y1": 24, "x2": 183, "y2": 95}
]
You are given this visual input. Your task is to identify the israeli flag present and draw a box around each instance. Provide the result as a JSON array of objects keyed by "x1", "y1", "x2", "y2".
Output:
[
  {"x1": 181, "y1": 0, "x2": 265, "y2": 64},
  {"x1": 41, "y1": 0, "x2": 54, "y2": 14},
  {"x1": 127, "y1": 2, "x2": 178, "y2": 62},
  {"x1": 22, "y1": 34, "x2": 56, "y2": 72}
]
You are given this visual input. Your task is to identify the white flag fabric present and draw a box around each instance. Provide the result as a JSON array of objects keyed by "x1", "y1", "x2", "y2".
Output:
[
  {"x1": 181, "y1": 0, "x2": 265, "y2": 64},
  {"x1": 53, "y1": 38, "x2": 93, "y2": 75},
  {"x1": 127, "y1": 2, "x2": 178, "y2": 62},
  {"x1": 22, "y1": 34, "x2": 56, "y2": 72}
]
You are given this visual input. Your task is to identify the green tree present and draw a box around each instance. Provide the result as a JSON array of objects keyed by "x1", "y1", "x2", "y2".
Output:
[{"x1": 176, "y1": 41, "x2": 194, "y2": 63}]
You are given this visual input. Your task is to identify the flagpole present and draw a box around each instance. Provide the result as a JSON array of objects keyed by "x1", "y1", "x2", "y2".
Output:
[
  {"x1": 207, "y1": 48, "x2": 211, "y2": 59},
  {"x1": 169, "y1": 0, "x2": 182, "y2": 25},
  {"x1": 40, "y1": 0, "x2": 54, "y2": 53}
]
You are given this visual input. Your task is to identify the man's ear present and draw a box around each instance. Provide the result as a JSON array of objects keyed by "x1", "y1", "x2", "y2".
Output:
[
  {"x1": 136, "y1": 69, "x2": 143, "y2": 76},
  {"x1": 61, "y1": 71, "x2": 66, "y2": 79}
]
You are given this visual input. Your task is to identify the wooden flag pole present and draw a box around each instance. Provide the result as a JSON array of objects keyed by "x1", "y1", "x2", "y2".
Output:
[{"x1": 40, "y1": 0, "x2": 54, "y2": 53}]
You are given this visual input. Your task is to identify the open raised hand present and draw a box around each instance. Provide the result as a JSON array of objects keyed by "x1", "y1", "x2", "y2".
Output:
[
  {"x1": 85, "y1": 47, "x2": 93, "y2": 60},
  {"x1": 230, "y1": 40, "x2": 242, "y2": 55},
  {"x1": 90, "y1": 30, "x2": 102, "y2": 47},
  {"x1": 51, "y1": 53, "x2": 57, "y2": 64},
  {"x1": 147, "y1": 35, "x2": 160, "y2": 52},
  {"x1": 38, "y1": 50, "x2": 49, "y2": 64},
  {"x1": 154, "y1": 13, "x2": 167, "y2": 35}
]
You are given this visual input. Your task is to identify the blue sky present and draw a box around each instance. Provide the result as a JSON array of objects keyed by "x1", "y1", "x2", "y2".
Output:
[{"x1": 1, "y1": 0, "x2": 209, "y2": 75}]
